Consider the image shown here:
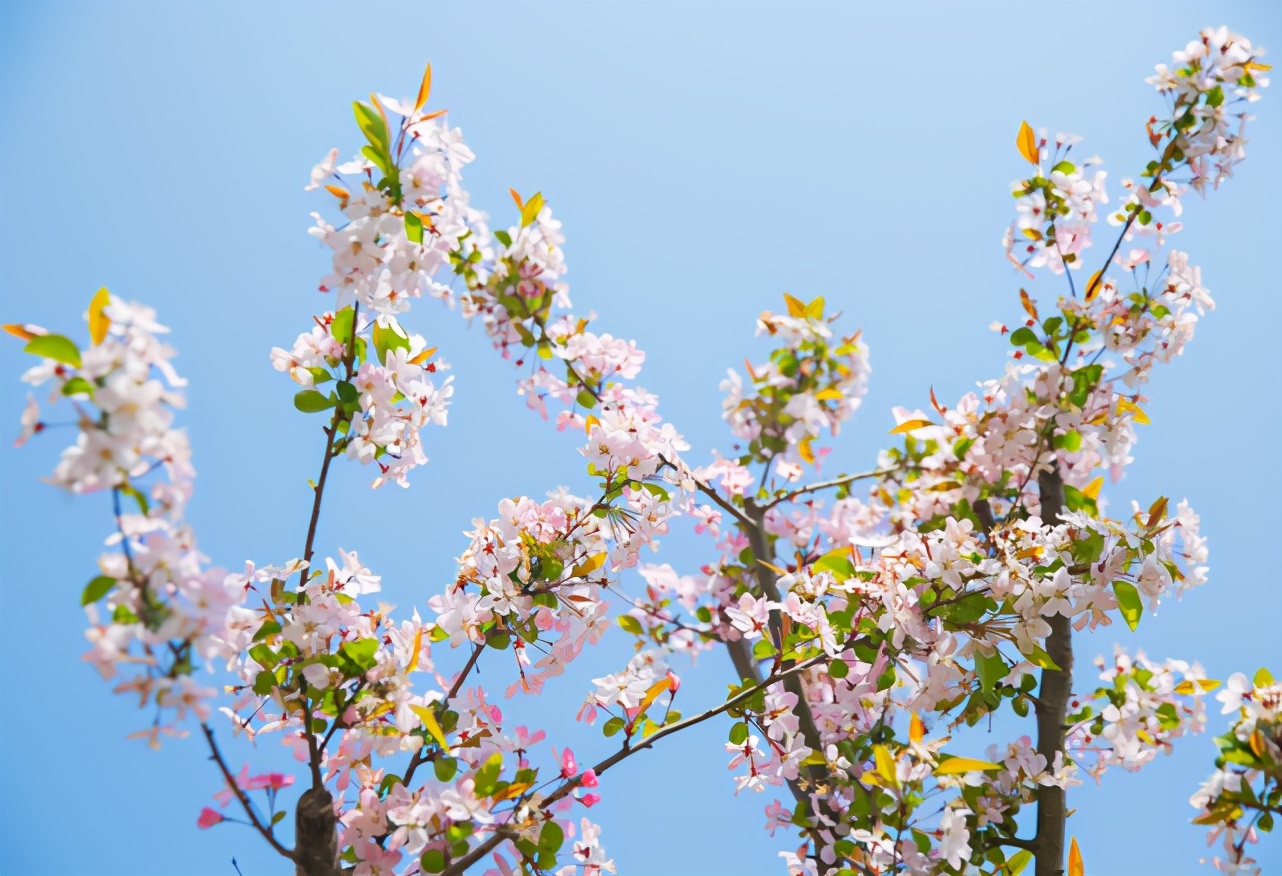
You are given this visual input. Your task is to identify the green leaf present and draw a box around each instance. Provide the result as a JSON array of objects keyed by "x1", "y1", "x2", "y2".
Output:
[
  {"x1": 602, "y1": 716, "x2": 625, "y2": 737},
  {"x1": 60, "y1": 376, "x2": 95, "y2": 397},
  {"x1": 404, "y1": 211, "x2": 424, "y2": 244},
  {"x1": 294, "y1": 390, "x2": 336, "y2": 413},
  {"x1": 1004, "y1": 850, "x2": 1033, "y2": 875},
  {"x1": 829, "y1": 659, "x2": 850, "y2": 679},
  {"x1": 252, "y1": 619, "x2": 282, "y2": 642},
  {"x1": 1113, "y1": 580, "x2": 1143, "y2": 631},
  {"x1": 1062, "y1": 484, "x2": 1097, "y2": 515},
  {"x1": 336, "y1": 381, "x2": 359, "y2": 405},
  {"x1": 271, "y1": 810, "x2": 286, "y2": 826},
  {"x1": 617, "y1": 615, "x2": 643, "y2": 635},
  {"x1": 753, "y1": 638, "x2": 777, "y2": 660},
  {"x1": 538, "y1": 820, "x2": 564, "y2": 855},
  {"x1": 1008, "y1": 327, "x2": 1037, "y2": 347},
  {"x1": 813, "y1": 551, "x2": 856, "y2": 580},
  {"x1": 434, "y1": 757, "x2": 458, "y2": 782},
  {"x1": 976, "y1": 651, "x2": 1007, "y2": 693},
  {"x1": 339, "y1": 638, "x2": 379, "y2": 672},
  {"x1": 419, "y1": 849, "x2": 446, "y2": 874},
  {"x1": 372, "y1": 320, "x2": 411, "y2": 365},
  {"x1": 1053, "y1": 430, "x2": 1082, "y2": 452},
  {"x1": 576, "y1": 389, "x2": 598, "y2": 410},
  {"x1": 729, "y1": 722, "x2": 748, "y2": 746},
  {"x1": 24, "y1": 334, "x2": 81, "y2": 368},
  {"x1": 253, "y1": 670, "x2": 277, "y2": 696},
  {"x1": 473, "y1": 752, "x2": 503, "y2": 796},
  {"x1": 1027, "y1": 646, "x2": 1061, "y2": 672},
  {"x1": 330, "y1": 306, "x2": 356, "y2": 347},
  {"x1": 493, "y1": 229, "x2": 512, "y2": 247},
  {"x1": 353, "y1": 101, "x2": 389, "y2": 152},
  {"x1": 81, "y1": 575, "x2": 116, "y2": 606}
]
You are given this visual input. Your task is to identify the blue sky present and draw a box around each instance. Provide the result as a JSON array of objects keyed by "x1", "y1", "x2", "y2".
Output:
[{"x1": 1, "y1": 3, "x2": 1279, "y2": 875}]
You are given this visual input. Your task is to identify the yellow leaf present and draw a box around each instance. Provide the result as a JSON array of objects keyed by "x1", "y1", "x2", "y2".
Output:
[
  {"x1": 889, "y1": 418, "x2": 935, "y2": 435},
  {"x1": 1246, "y1": 62, "x2": 1273, "y2": 72},
  {"x1": 1117, "y1": 398, "x2": 1150, "y2": 425},
  {"x1": 798, "y1": 437, "x2": 816, "y2": 464},
  {"x1": 933, "y1": 756, "x2": 1004, "y2": 776},
  {"x1": 1017, "y1": 121, "x2": 1039, "y2": 165},
  {"x1": 88, "y1": 287, "x2": 111, "y2": 345},
  {"x1": 909, "y1": 712, "x2": 925, "y2": 745},
  {"x1": 409, "y1": 704, "x2": 449, "y2": 750},
  {"x1": 1174, "y1": 679, "x2": 1220, "y2": 696},
  {"x1": 1135, "y1": 728, "x2": 1155, "y2": 744},
  {"x1": 493, "y1": 780, "x2": 533, "y2": 801},
  {"x1": 520, "y1": 191, "x2": 545, "y2": 227},
  {"x1": 637, "y1": 677, "x2": 672, "y2": 717},
  {"x1": 407, "y1": 346, "x2": 438, "y2": 366},
  {"x1": 783, "y1": 293, "x2": 807, "y2": 318},
  {"x1": 1082, "y1": 476, "x2": 1104, "y2": 501},
  {"x1": 803, "y1": 296, "x2": 825, "y2": 320},
  {"x1": 583, "y1": 414, "x2": 600, "y2": 434},
  {"x1": 406, "y1": 625, "x2": 424, "y2": 672},
  {"x1": 873, "y1": 744, "x2": 898, "y2": 788},
  {"x1": 571, "y1": 552, "x2": 606, "y2": 578},
  {"x1": 1016, "y1": 546, "x2": 1043, "y2": 560},
  {"x1": 1249, "y1": 729, "x2": 1266, "y2": 759},
  {"x1": 1193, "y1": 803, "x2": 1244, "y2": 825},
  {"x1": 813, "y1": 387, "x2": 844, "y2": 401},
  {"x1": 1022, "y1": 227, "x2": 1043, "y2": 241},
  {"x1": 926, "y1": 481, "x2": 963, "y2": 493},
  {"x1": 1085, "y1": 269, "x2": 1104, "y2": 302},
  {"x1": 414, "y1": 62, "x2": 433, "y2": 113},
  {"x1": 1068, "y1": 836, "x2": 1084, "y2": 876},
  {"x1": 757, "y1": 559, "x2": 787, "y2": 575},
  {"x1": 324, "y1": 183, "x2": 350, "y2": 201}
]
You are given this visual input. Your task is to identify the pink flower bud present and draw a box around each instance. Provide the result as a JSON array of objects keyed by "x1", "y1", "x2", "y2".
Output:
[
  {"x1": 197, "y1": 807, "x2": 224, "y2": 829},
  {"x1": 580, "y1": 768, "x2": 599, "y2": 788},
  {"x1": 666, "y1": 670, "x2": 682, "y2": 693},
  {"x1": 580, "y1": 793, "x2": 601, "y2": 808}
]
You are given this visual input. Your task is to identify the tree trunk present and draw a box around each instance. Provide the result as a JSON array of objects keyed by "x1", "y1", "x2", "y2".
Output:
[
  {"x1": 294, "y1": 786, "x2": 341, "y2": 876},
  {"x1": 1033, "y1": 464, "x2": 1073, "y2": 876}
]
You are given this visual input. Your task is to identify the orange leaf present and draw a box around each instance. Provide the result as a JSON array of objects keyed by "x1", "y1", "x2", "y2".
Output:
[
  {"x1": 407, "y1": 346, "x2": 438, "y2": 366},
  {"x1": 1068, "y1": 836, "x2": 1084, "y2": 876},
  {"x1": 1085, "y1": 269, "x2": 1104, "y2": 302},
  {"x1": 889, "y1": 418, "x2": 934, "y2": 435},
  {"x1": 1017, "y1": 121, "x2": 1039, "y2": 165},
  {"x1": 509, "y1": 188, "x2": 524, "y2": 211},
  {"x1": 637, "y1": 677, "x2": 672, "y2": 717},
  {"x1": 1019, "y1": 289, "x2": 1038, "y2": 320},
  {"x1": 909, "y1": 712, "x2": 925, "y2": 745},
  {"x1": 324, "y1": 184, "x2": 350, "y2": 201},
  {"x1": 798, "y1": 437, "x2": 816, "y2": 464},
  {"x1": 406, "y1": 625, "x2": 424, "y2": 672},
  {"x1": 3, "y1": 323, "x2": 46, "y2": 341},
  {"x1": 414, "y1": 62, "x2": 433, "y2": 113},
  {"x1": 929, "y1": 386, "x2": 946, "y2": 415}
]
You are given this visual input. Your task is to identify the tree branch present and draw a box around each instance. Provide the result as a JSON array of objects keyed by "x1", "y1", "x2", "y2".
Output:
[
  {"x1": 760, "y1": 467, "x2": 897, "y2": 511},
  {"x1": 201, "y1": 724, "x2": 295, "y2": 862},
  {"x1": 441, "y1": 655, "x2": 827, "y2": 876}
]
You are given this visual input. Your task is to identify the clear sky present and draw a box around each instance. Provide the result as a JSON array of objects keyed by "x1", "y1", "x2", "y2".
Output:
[{"x1": 1, "y1": 3, "x2": 1279, "y2": 875}]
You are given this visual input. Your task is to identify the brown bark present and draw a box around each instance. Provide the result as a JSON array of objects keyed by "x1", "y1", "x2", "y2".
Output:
[
  {"x1": 1033, "y1": 464, "x2": 1073, "y2": 876},
  {"x1": 294, "y1": 787, "x2": 341, "y2": 876}
]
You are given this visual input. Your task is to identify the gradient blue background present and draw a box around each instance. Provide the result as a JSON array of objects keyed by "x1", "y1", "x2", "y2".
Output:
[{"x1": 1, "y1": 3, "x2": 1278, "y2": 875}]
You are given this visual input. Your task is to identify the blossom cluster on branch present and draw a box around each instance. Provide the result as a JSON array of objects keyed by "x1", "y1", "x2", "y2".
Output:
[{"x1": 7, "y1": 25, "x2": 1277, "y2": 876}]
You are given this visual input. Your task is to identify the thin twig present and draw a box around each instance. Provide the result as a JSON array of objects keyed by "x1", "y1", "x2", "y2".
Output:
[{"x1": 201, "y1": 723, "x2": 295, "y2": 861}]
